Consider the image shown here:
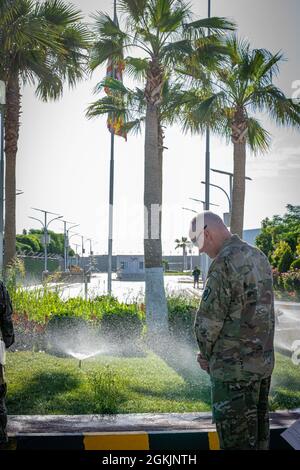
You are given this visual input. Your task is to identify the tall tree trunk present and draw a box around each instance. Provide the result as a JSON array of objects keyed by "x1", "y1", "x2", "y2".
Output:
[
  {"x1": 230, "y1": 142, "x2": 246, "y2": 237},
  {"x1": 4, "y1": 74, "x2": 21, "y2": 270},
  {"x1": 144, "y1": 102, "x2": 168, "y2": 335},
  {"x1": 230, "y1": 108, "x2": 248, "y2": 237},
  {"x1": 183, "y1": 247, "x2": 187, "y2": 271}
]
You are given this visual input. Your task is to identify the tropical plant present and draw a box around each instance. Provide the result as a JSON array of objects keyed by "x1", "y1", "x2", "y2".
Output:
[
  {"x1": 256, "y1": 205, "x2": 300, "y2": 265},
  {"x1": 89, "y1": 0, "x2": 235, "y2": 332},
  {"x1": 181, "y1": 37, "x2": 300, "y2": 236},
  {"x1": 291, "y1": 258, "x2": 300, "y2": 271},
  {"x1": 272, "y1": 240, "x2": 295, "y2": 273},
  {"x1": 0, "y1": 0, "x2": 90, "y2": 269},
  {"x1": 175, "y1": 236, "x2": 189, "y2": 270}
]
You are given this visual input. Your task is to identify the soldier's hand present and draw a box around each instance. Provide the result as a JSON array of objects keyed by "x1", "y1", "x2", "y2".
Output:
[{"x1": 197, "y1": 352, "x2": 209, "y2": 373}]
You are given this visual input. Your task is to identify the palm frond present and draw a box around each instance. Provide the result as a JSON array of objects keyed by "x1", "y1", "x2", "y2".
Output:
[
  {"x1": 184, "y1": 16, "x2": 236, "y2": 37},
  {"x1": 149, "y1": 0, "x2": 191, "y2": 33},
  {"x1": 95, "y1": 77, "x2": 130, "y2": 96},
  {"x1": 35, "y1": 0, "x2": 83, "y2": 26},
  {"x1": 118, "y1": 0, "x2": 148, "y2": 24},
  {"x1": 90, "y1": 12, "x2": 127, "y2": 40},
  {"x1": 161, "y1": 39, "x2": 193, "y2": 64},
  {"x1": 89, "y1": 39, "x2": 124, "y2": 69},
  {"x1": 247, "y1": 117, "x2": 271, "y2": 154},
  {"x1": 125, "y1": 56, "x2": 149, "y2": 81},
  {"x1": 251, "y1": 85, "x2": 300, "y2": 128},
  {"x1": 86, "y1": 95, "x2": 128, "y2": 120}
]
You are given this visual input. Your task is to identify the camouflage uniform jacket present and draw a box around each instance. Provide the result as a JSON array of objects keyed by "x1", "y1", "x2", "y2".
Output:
[
  {"x1": 194, "y1": 235, "x2": 275, "y2": 382},
  {"x1": 0, "y1": 282, "x2": 14, "y2": 348}
]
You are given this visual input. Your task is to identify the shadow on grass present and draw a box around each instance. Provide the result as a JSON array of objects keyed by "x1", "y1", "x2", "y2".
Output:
[
  {"x1": 7, "y1": 370, "x2": 81, "y2": 414},
  {"x1": 7, "y1": 368, "x2": 129, "y2": 415}
]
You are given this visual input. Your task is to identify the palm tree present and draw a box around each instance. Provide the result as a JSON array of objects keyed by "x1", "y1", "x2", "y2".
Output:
[
  {"x1": 175, "y1": 236, "x2": 189, "y2": 271},
  {"x1": 180, "y1": 36, "x2": 300, "y2": 236},
  {"x1": 89, "y1": 0, "x2": 235, "y2": 333},
  {"x1": 0, "y1": 0, "x2": 90, "y2": 269}
]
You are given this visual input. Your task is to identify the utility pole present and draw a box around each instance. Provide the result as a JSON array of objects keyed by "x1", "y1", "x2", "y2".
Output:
[
  {"x1": 29, "y1": 208, "x2": 63, "y2": 274},
  {"x1": 107, "y1": 0, "x2": 118, "y2": 296}
]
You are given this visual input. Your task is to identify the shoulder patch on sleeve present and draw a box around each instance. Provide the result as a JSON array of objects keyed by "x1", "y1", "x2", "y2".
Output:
[{"x1": 202, "y1": 286, "x2": 212, "y2": 302}]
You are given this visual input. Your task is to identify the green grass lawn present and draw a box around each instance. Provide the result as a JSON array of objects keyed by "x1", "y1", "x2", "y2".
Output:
[{"x1": 5, "y1": 349, "x2": 300, "y2": 415}]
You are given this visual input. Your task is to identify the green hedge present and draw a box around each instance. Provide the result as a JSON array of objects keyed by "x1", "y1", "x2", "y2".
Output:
[
  {"x1": 11, "y1": 289, "x2": 146, "y2": 352},
  {"x1": 167, "y1": 294, "x2": 198, "y2": 344}
]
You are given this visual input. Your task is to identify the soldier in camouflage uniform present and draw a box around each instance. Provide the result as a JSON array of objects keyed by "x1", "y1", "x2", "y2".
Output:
[
  {"x1": 189, "y1": 212, "x2": 275, "y2": 450},
  {"x1": 0, "y1": 281, "x2": 14, "y2": 445}
]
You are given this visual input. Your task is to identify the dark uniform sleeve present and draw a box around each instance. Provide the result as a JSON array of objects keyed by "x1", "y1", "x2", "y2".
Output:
[
  {"x1": 194, "y1": 265, "x2": 231, "y2": 362},
  {"x1": 0, "y1": 284, "x2": 15, "y2": 348}
]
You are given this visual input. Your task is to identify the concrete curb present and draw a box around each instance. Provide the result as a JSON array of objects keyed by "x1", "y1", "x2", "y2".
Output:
[{"x1": 5, "y1": 410, "x2": 299, "y2": 450}]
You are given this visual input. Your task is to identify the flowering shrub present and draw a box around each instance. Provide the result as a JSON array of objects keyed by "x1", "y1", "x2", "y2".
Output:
[
  {"x1": 11, "y1": 313, "x2": 46, "y2": 351},
  {"x1": 273, "y1": 268, "x2": 300, "y2": 300},
  {"x1": 281, "y1": 269, "x2": 300, "y2": 293}
]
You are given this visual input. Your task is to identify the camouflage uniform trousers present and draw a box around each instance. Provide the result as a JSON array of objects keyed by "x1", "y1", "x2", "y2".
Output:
[
  {"x1": 211, "y1": 376, "x2": 271, "y2": 450},
  {"x1": 0, "y1": 365, "x2": 8, "y2": 444}
]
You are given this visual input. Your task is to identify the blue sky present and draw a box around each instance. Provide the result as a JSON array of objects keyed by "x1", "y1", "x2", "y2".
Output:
[{"x1": 16, "y1": 0, "x2": 300, "y2": 255}]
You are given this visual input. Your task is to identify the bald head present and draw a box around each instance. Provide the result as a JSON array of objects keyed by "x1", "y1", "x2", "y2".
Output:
[{"x1": 189, "y1": 211, "x2": 231, "y2": 259}]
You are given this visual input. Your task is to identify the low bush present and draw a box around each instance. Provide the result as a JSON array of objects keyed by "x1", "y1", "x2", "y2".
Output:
[
  {"x1": 100, "y1": 303, "x2": 145, "y2": 344},
  {"x1": 167, "y1": 294, "x2": 199, "y2": 344}
]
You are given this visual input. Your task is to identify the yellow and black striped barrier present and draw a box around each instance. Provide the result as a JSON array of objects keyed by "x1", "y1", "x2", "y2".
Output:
[{"x1": 5, "y1": 428, "x2": 293, "y2": 450}]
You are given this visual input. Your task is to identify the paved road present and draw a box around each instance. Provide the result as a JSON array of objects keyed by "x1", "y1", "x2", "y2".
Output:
[{"x1": 44, "y1": 273, "x2": 202, "y2": 303}]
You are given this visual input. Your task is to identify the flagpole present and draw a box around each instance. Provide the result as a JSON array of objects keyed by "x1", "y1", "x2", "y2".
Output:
[
  {"x1": 107, "y1": 0, "x2": 117, "y2": 295},
  {"x1": 202, "y1": 0, "x2": 211, "y2": 284},
  {"x1": 205, "y1": 0, "x2": 211, "y2": 212}
]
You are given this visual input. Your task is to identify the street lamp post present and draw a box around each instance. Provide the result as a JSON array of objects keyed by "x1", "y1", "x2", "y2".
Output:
[
  {"x1": 86, "y1": 238, "x2": 94, "y2": 271},
  {"x1": 29, "y1": 208, "x2": 63, "y2": 274},
  {"x1": 0, "y1": 81, "x2": 5, "y2": 278},
  {"x1": 205, "y1": 0, "x2": 211, "y2": 212},
  {"x1": 182, "y1": 207, "x2": 207, "y2": 281},
  {"x1": 68, "y1": 232, "x2": 80, "y2": 267},
  {"x1": 211, "y1": 168, "x2": 252, "y2": 206},
  {"x1": 201, "y1": 181, "x2": 231, "y2": 213},
  {"x1": 189, "y1": 198, "x2": 219, "y2": 211},
  {"x1": 65, "y1": 224, "x2": 79, "y2": 271},
  {"x1": 106, "y1": 0, "x2": 118, "y2": 296},
  {"x1": 74, "y1": 243, "x2": 80, "y2": 266},
  {"x1": 81, "y1": 235, "x2": 85, "y2": 269}
]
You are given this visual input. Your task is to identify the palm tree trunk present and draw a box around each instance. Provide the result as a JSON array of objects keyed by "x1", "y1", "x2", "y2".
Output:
[
  {"x1": 183, "y1": 247, "x2": 187, "y2": 271},
  {"x1": 144, "y1": 102, "x2": 168, "y2": 334},
  {"x1": 230, "y1": 141, "x2": 246, "y2": 237},
  {"x1": 4, "y1": 74, "x2": 21, "y2": 270}
]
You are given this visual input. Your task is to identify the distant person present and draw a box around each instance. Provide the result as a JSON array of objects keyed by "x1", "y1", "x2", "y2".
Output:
[
  {"x1": 192, "y1": 266, "x2": 201, "y2": 289},
  {"x1": 0, "y1": 281, "x2": 14, "y2": 446},
  {"x1": 189, "y1": 211, "x2": 275, "y2": 450}
]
